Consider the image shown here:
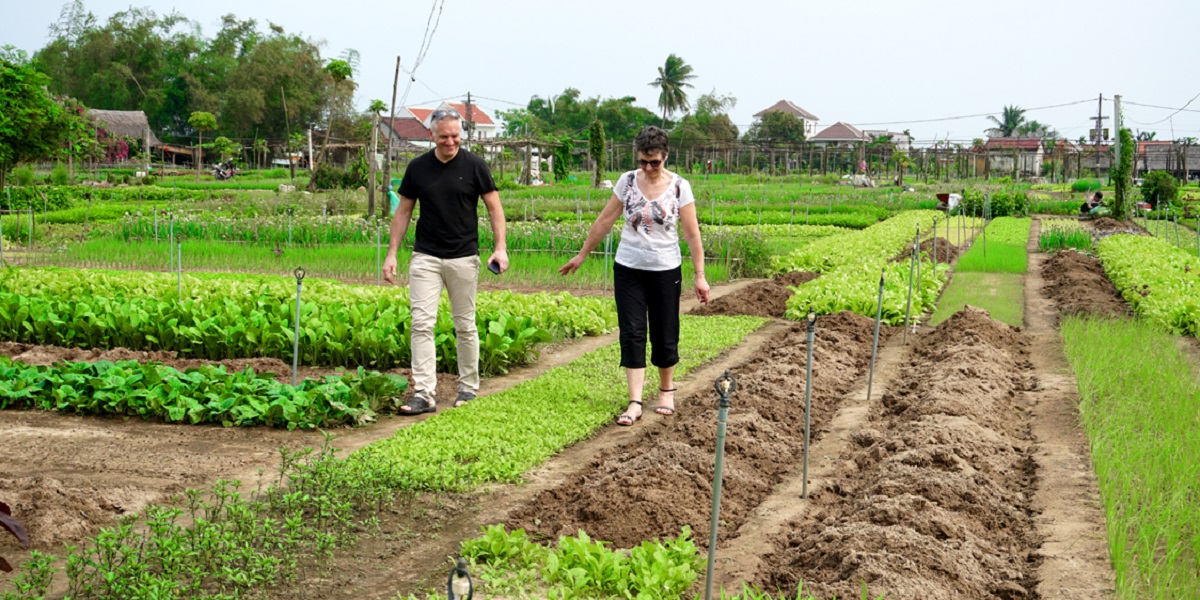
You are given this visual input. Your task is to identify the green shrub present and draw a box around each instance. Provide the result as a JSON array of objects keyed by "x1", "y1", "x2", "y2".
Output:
[
  {"x1": 309, "y1": 164, "x2": 365, "y2": 190},
  {"x1": 141, "y1": 174, "x2": 157, "y2": 186},
  {"x1": 1141, "y1": 170, "x2": 1178, "y2": 209},
  {"x1": 1071, "y1": 178, "x2": 1103, "y2": 193},
  {"x1": 11, "y1": 166, "x2": 35, "y2": 186},
  {"x1": 50, "y1": 163, "x2": 69, "y2": 186},
  {"x1": 959, "y1": 188, "x2": 1031, "y2": 217}
]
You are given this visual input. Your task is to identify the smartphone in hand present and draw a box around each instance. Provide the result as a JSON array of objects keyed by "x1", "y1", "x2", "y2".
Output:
[{"x1": 487, "y1": 260, "x2": 501, "y2": 275}]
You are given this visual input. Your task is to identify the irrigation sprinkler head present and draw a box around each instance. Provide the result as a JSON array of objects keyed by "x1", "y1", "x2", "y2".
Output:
[
  {"x1": 447, "y1": 557, "x2": 473, "y2": 599},
  {"x1": 293, "y1": 266, "x2": 306, "y2": 282},
  {"x1": 715, "y1": 370, "x2": 737, "y2": 397}
]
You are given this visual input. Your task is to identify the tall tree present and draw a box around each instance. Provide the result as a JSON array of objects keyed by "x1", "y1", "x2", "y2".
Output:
[
  {"x1": 743, "y1": 111, "x2": 805, "y2": 145},
  {"x1": 985, "y1": 105, "x2": 1027, "y2": 138},
  {"x1": 589, "y1": 120, "x2": 606, "y2": 188},
  {"x1": 320, "y1": 57, "x2": 354, "y2": 162},
  {"x1": 188, "y1": 110, "x2": 216, "y2": 180},
  {"x1": 0, "y1": 49, "x2": 71, "y2": 189},
  {"x1": 367, "y1": 98, "x2": 385, "y2": 217},
  {"x1": 1112, "y1": 128, "x2": 1135, "y2": 218},
  {"x1": 649, "y1": 54, "x2": 696, "y2": 124}
]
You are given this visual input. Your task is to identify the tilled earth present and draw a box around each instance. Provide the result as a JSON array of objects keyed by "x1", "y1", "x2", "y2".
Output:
[
  {"x1": 689, "y1": 271, "x2": 819, "y2": 319},
  {"x1": 896, "y1": 236, "x2": 961, "y2": 265},
  {"x1": 1041, "y1": 250, "x2": 1129, "y2": 317},
  {"x1": 757, "y1": 307, "x2": 1041, "y2": 599},
  {"x1": 506, "y1": 310, "x2": 879, "y2": 548}
]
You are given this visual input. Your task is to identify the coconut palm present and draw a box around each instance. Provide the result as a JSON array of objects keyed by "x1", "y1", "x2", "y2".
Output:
[
  {"x1": 985, "y1": 105, "x2": 1026, "y2": 138},
  {"x1": 649, "y1": 54, "x2": 696, "y2": 124}
]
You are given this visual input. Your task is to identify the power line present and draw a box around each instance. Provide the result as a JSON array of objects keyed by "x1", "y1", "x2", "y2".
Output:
[
  {"x1": 1124, "y1": 98, "x2": 1200, "y2": 116},
  {"x1": 852, "y1": 99, "x2": 1095, "y2": 127}
]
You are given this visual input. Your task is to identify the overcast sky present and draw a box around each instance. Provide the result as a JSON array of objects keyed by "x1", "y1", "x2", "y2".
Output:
[{"x1": 5, "y1": 0, "x2": 1200, "y2": 144}]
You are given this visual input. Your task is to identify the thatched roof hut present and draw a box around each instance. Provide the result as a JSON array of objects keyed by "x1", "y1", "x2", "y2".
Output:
[{"x1": 87, "y1": 109, "x2": 162, "y2": 147}]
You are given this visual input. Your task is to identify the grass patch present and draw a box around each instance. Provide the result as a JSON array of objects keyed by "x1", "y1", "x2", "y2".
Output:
[
  {"x1": 928, "y1": 272, "x2": 1024, "y2": 327},
  {"x1": 1061, "y1": 316, "x2": 1200, "y2": 598},
  {"x1": 350, "y1": 314, "x2": 768, "y2": 491},
  {"x1": 955, "y1": 217, "x2": 1031, "y2": 273},
  {"x1": 1038, "y1": 218, "x2": 1092, "y2": 253}
]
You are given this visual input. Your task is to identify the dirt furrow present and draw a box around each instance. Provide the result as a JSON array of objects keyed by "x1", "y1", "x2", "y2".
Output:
[{"x1": 757, "y1": 307, "x2": 1041, "y2": 599}]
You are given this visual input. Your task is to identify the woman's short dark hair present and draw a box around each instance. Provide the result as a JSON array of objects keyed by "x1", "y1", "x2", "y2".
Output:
[{"x1": 635, "y1": 126, "x2": 669, "y2": 156}]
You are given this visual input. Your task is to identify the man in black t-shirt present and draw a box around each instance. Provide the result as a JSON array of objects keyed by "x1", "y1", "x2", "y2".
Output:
[{"x1": 383, "y1": 110, "x2": 508, "y2": 415}]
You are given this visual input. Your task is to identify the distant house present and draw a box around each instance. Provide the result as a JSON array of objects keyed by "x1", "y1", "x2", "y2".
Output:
[
  {"x1": 984, "y1": 138, "x2": 1045, "y2": 177},
  {"x1": 753, "y1": 100, "x2": 820, "y2": 139},
  {"x1": 809, "y1": 122, "x2": 866, "y2": 148},
  {"x1": 86, "y1": 109, "x2": 163, "y2": 148}
]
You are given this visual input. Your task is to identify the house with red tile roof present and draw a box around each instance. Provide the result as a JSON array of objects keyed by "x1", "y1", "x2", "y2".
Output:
[
  {"x1": 809, "y1": 122, "x2": 866, "y2": 148},
  {"x1": 983, "y1": 137, "x2": 1045, "y2": 177},
  {"x1": 753, "y1": 100, "x2": 820, "y2": 139}
]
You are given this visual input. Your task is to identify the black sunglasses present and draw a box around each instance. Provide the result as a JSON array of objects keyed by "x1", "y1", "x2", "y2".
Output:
[
  {"x1": 638, "y1": 159, "x2": 663, "y2": 168},
  {"x1": 430, "y1": 109, "x2": 460, "y2": 121}
]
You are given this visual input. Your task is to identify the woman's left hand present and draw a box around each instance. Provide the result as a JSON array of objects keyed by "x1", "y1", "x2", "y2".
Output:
[{"x1": 695, "y1": 275, "x2": 710, "y2": 304}]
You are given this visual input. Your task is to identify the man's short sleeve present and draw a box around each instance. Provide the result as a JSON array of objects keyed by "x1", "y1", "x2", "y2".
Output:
[{"x1": 474, "y1": 156, "x2": 497, "y2": 195}]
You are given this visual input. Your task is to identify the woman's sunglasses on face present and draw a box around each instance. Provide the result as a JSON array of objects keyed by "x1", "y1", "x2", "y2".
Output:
[{"x1": 638, "y1": 159, "x2": 663, "y2": 168}]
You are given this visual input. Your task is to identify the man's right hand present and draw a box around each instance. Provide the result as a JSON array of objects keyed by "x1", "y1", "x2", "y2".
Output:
[{"x1": 383, "y1": 254, "x2": 399, "y2": 284}]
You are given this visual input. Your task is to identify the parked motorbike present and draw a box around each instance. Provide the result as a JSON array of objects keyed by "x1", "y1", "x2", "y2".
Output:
[{"x1": 211, "y1": 161, "x2": 236, "y2": 181}]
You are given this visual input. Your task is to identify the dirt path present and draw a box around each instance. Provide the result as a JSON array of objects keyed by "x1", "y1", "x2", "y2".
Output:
[{"x1": 1025, "y1": 221, "x2": 1115, "y2": 598}]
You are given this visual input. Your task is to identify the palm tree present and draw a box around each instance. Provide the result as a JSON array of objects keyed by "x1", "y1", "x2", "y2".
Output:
[
  {"x1": 986, "y1": 105, "x2": 1026, "y2": 138},
  {"x1": 321, "y1": 59, "x2": 355, "y2": 162},
  {"x1": 649, "y1": 54, "x2": 696, "y2": 124},
  {"x1": 1137, "y1": 131, "x2": 1157, "y2": 141}
]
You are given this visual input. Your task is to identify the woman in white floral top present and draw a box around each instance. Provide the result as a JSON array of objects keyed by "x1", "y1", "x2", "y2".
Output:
[{"x1": 559, "y1": 126, "x2": 709, "y2": 426}]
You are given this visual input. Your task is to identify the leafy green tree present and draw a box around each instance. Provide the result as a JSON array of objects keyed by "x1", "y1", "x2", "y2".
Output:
[
  {"x1": 188, "y1": 111, "x2": 216, "y2": 179},
  {"x1": 0, "y1": 49, "x2": 70, "y2": 189},
  {"x1": 986, "y1": 105, "x2": 1027, "y2": 138},
  {"x1": 1113, "y1": 128, "x2": 1135, "y2": 217},
  {"x1": 649, "y1": 54, "x2": 695, "y2": 124},
  {"x1": 552, "y1": 136, "x2": 572, "y2": 183},
  {"x1": 1136, "y1": 130, "x2": 1157, "y2": 142},
  {"x1": 743, "y1": 111, "x2": 806, "y2": 145},
  {"x1": 207, "y1": 136, "x2": 239, "y2": 162},
  {"x1": 589, "y1": 120, "x2": 606, "y2": 187},
  {"x1": 673, "y1": 91, "x2": 738, "y2": 151},
  {"x1": 252, "y1": 138, "x2": 268, "y2": 169},
  {"x1": 1141, "y1": 170, "x2": 1178, "y2": 209},
  {"x1": 891, "y1": 150, "x2": 912, "y2": 186}
]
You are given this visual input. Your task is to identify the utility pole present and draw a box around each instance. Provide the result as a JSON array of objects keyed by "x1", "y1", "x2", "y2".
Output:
[
  {"x1": 1090, "y1": 93, "x2": 1109, "y2": 178},
  {"x1": 465, "y1": 91, "x2": 474, "y2": 145},
  {"x1": 381, "y1": 56, "x2": 401, "y2": 218},
  {"x1": 1113, "y1": 94, "x2": 1123, "y2": 177}
]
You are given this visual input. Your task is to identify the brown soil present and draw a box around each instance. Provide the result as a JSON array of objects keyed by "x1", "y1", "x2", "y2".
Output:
[
  {"x1": 689, "y1": 272, "x2": 819, "y2": 319},
  {"x1": 758, "y1": 307, "x2": 1042, "y2": 599},
  {"x1": 505, "y1": 311, "x2": 880, "y2": 548},
  {"x1": 896, "y1": 237, "x2": 960, "y2": 265},
  {"x1": 1090, "y1": 217, "x2": 1130, "y2": 232},
  {"x1": 1041, "y1": 251, "x2": 1129, "y2": 318}
]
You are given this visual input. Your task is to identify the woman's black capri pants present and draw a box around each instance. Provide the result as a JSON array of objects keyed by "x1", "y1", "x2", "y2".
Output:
[{"x1": 613, "y1": 262, "x2": 681, "y2": 369}]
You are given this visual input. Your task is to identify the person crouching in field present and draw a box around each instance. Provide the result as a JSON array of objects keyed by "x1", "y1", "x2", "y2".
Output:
[{"x1": 559, "y1": 125, "x2": 710, "y2": 426}]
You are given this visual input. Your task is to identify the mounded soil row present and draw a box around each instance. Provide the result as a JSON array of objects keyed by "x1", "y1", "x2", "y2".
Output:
[
  {"x1": 1040, "y1": 250, "x2": 1129, "y2": 318},
  {"x1": 896, "y1": 237, "x2": 961, "y2": 265},
  {"x1": 758, "y1": 307, "x2": 1041, "y2": 600},
  {"x1": 506, "y1": 310, "x2": 880, "y2": 548},
  {"x1": 689, "y1": 272, "x2": 819, "y2": 319}
]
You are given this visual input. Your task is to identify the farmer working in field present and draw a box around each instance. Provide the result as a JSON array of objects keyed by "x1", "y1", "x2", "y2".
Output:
[
  {"x1": 383, "y1": 109, "x2": 508, "y2": 415},
  {"x1": 559, "y1": 125, "x2": 710, "y2": 426}
]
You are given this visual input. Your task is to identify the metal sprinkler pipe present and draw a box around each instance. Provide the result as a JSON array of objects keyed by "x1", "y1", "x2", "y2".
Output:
[
  {"x1": 177, "y1": 242, "x2": 182, "y2": 296},
  {"x1": 866, "y1": 269, "x2": 885, "y2": 402},
  {"x1": 292, "y1": 267, "x2": 306, "y2": 386},
  {"x1": 802, "y1": 309, "x2": 816, "y2": 499},
  {"x1": 903, "y1": 227, "x2": 918, "y2": 345},
  {"x1": 704, "y1": 370, "x2": 737, "y2": 600}
]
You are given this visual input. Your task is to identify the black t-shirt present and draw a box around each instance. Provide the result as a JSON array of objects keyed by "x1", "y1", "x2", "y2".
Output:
[{"x1": 398, "y1": 148, "x2": 497, "y2": 259}]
